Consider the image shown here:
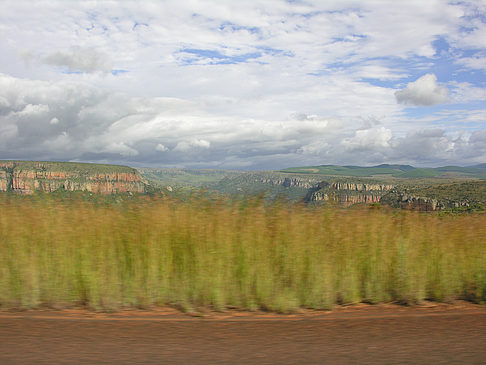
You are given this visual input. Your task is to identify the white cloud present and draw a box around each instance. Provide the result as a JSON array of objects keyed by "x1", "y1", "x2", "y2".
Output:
[
  {"x1": 0, "y1": 1, "x2": 484, "y2": 168},
  {"x1": 103, "y1": 142, "x2": 139, "y2": 157},
  {"x1": 395, "y1": 74, "x2": 449, "y2": 106},
  {"x1": 450, "y1": 81, "x2": 486, "y2": 103},
  {"x1": 0, "y1": 72, "x2": 484, "y2": 168},
  {"x1": 19, "y1": 103, "x2": 50, "y2": 116},
  {"x1": 155, "y1": 143, "x2": 169, "y2": 152},
  {"x1": 342, "y1": 127, "x2": 392, "y2": 150},
  {"x1": 174, "y1": 139, "x2": 211, "y2": 152},
  {"x1": 351, "y1": 64, "x2": 408, "y2": 81},
  {"x1": 43, "y1": 47, "x2": 112, "y2": 73},
  {"x1": 456, "y1": 54, "x2": 486, "y2": 72},
  {"x1": 391, "y1": 129, "x2": 456, "y2": 163}
]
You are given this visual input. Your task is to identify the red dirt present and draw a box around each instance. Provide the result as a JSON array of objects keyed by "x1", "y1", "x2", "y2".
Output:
[{"x1": 1, "y1": 302, "x2": 485, "y2": 364}]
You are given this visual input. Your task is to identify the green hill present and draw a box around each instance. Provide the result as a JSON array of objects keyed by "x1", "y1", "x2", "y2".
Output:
[
  {"x1": 281, "y1": 164, "x2": 414, "y2": 177},
  {"x1": 280, "y1": 164, "x2": 486, "y2": 179}
]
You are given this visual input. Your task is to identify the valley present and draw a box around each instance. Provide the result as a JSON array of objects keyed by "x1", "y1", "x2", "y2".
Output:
[
  {"x1": 138, "y1": 164, "x2": 486, "y2": 211},
  {"x1": 1, "y1": 160, "x2": 485, "y2": 211}
]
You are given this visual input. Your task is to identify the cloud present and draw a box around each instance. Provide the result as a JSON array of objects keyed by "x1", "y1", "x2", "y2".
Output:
[
  {"x1": 155, "y1": 143, "x2": 169, "y2": 152},
  {"x1": 0, "y1": 0, "x2": 484, "y2": 168},
  {"x1": 173, "y1": 139, "x2": 211, "y2": 152},
  {"x1": 0, "y1": 72, "x2": 484, "y2": 169},
  {"x1": 43, "y1": 47, "x2": 112, "y2": 73},
  {"x1": 390, "y1": 129, "x2": 456, "y2": 163},
  {"x1": 456, "y1": 54, "x2": 486, "y2": 72},
  {"x1": 449, "y1": 81, "x2": 486, "y2": 103},
  {"x1": 18, "y1": 103, "x2": 50, "y2": 116},
  {"x1": 103, "y1": 142, "x2": 139, "y2": 157},
  {"x1": 342, "y1": 127, "x2": 392, "y2": 151},
  {"x1": 395, "y1": 74, "x2": 449, "y2": 106}
]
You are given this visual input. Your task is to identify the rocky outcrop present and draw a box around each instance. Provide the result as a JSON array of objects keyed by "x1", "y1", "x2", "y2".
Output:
[
  {"x1": 306, "y1": 180, "x2": 394, "y2": 206},
  {"x1": 379, "y1": 191, "x2": 440, "y2": 211},
  {"x1": 330, "y1": 182, "x2": 394, "y2": 192},
  {"x1": 309, "y1": 191, "x2": 382, "y2": 205},
  {"x1": 0, "y1": 161, "x2": 146, "y2": 195},
  {"x1": 379, "y1": 188, "x2": 481, "y2": 211},
  {"x1": 258, "y1": 177, "x2": 318, "y2": 189}
]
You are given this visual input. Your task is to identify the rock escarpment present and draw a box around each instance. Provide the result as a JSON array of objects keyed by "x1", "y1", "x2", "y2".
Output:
[
  {"x1": 0, "y1": 161, "x2": 146, "y2": 194},
  {"x1": 306, "y1": 181, "x2": 394, "y2": 206},
  {"x1": 306, "y1": 179, "x2": 485, "y2": 211},
  {"x1": 258, "y1": 176, "x2": 319, "y2": 189}
]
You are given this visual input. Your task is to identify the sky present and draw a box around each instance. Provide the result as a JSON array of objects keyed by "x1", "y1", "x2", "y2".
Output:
[{"x1": 0, "y1": 0, "x2": 485, "y2": 170}]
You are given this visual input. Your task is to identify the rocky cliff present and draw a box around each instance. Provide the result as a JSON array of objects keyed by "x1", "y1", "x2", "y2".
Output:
[
  {"x1": 258, "y1": 176, "x2": 319, "y2": 189},
  {"x1": 0, "y1": 161, "x2": 146, "y2": 194},
  {"x1": 306, "y1": 180, "x2": 394, "y2": 206},
  {"x1": 307, "y1": 179, "x2": 485, "y2": 211},
  {"x1": 329, "y1": 182, "x2": 394, "y2": 192}
]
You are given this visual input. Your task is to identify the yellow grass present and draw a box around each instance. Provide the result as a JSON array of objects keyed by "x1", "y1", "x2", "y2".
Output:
[{"x1": 0, "y1": 193, "x2": 485, "y2": 312}]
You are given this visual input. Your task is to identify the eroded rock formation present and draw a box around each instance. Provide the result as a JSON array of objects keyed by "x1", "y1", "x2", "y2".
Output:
[
  {"x1": 0, "y1": 161, "x2": 146, "y2": 194},
  {"x1": 379, "y1": 189, "x2": 480, "y2": 211},
  {"x1": 306, "y1": 180, "x2": 485, "y2": 211},
  {"x1": 258, "y1": 176, "x2": 319, "y2": 189},
  {"x1": 306, "y1": 180, "x2": 394, "y2": 206}
]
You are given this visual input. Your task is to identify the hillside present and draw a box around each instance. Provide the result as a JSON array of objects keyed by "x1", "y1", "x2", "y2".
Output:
[
  {"x1": 138, "y1": 168, "x2": 327, "y2": 201},
  {"x1": 280, "y1": 164, "x2": 486, "y2": 179},
  {"x1": 0, "y1": 160, "x2": 146, "y2": 194},
  {"x1": 210, "y1": 171, "x2": 321, "y2": 201},
  {"x1": 136, "y1": 168, "x2": 241, "y2": 188},
  {"x1": 379, "y1": 181, "x2": 486, "y2": 211},
  {"x1": 139, "y1": 165, "x2": 486, "y2": 210}
]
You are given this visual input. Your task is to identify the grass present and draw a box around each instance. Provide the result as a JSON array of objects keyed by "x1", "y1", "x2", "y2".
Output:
[{"x1": 0, "y1": 192, "x2": 485, "y2": 312}]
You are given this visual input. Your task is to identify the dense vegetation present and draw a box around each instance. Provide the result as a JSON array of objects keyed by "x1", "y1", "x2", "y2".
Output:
[{"x1": 1, "y1": 193, "x2": 484, "y2": 312}]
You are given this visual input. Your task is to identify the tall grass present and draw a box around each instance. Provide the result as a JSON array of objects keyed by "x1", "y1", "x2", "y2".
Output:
[{"x1": 0, "y1": 193, "x2": 485, "y2": 312}]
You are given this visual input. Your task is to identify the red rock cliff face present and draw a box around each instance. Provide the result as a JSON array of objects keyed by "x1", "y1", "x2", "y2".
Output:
[{"x1": 0, "y1": 162, "x2": 146, "y2": 194}]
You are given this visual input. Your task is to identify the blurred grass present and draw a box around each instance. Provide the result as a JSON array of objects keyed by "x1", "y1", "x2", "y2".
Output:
[{"x1": 0, "y1": 193, "x2": 485, "y2": 312}]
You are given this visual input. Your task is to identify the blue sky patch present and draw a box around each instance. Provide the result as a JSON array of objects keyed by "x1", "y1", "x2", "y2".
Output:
[
  {"x1": 111, "y1": 69, "x2": 129, "y2": 75},
  {"x1": 179, "y1": 48, "x2": 262, "y2": 65}
]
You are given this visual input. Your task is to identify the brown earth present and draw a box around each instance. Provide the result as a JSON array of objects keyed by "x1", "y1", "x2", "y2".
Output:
[{"x1": 1, "y1": 302, "x2": 485, "y2": 364}]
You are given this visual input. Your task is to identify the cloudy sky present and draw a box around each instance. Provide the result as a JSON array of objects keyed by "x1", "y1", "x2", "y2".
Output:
[{"x1": 1, "y1": 0, "x2": 485, "y2": 169}]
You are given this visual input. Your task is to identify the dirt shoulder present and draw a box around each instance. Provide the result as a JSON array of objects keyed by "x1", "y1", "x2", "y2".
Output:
[
  {"x1": 0, "y1": 300, "x2": 484, "y2": 321},
  {"x1": 1, "y1": 301, "x2": 485, "y2": 364}
]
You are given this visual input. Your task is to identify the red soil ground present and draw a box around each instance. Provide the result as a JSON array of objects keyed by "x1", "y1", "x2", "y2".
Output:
[{"x1": 1, "y1": 301, "x2": 485, "y2": 364}]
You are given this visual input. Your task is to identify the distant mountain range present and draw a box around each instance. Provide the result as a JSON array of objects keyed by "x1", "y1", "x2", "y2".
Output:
[{"x1": 280, "y1": 164, "x2": 486, "y2": 179}]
